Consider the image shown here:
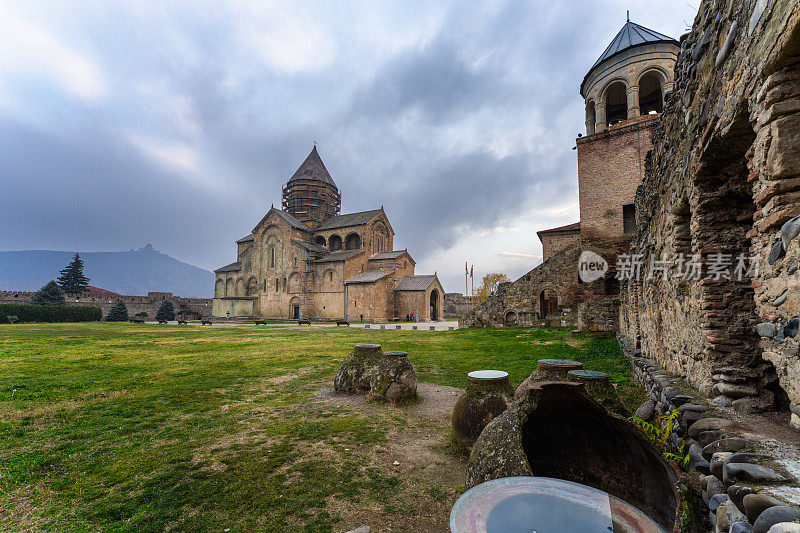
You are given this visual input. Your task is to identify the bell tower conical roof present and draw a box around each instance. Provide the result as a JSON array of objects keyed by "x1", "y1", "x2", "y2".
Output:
[
  {"x1": 581, "y1": 20, "x2": 678, "y2": 95},
  {"x1": 282, "y1": 145, "x2": 341, "y2": 229},
  {"x1": 288, "y1": 146, "x2": 337, "y2": 187}
]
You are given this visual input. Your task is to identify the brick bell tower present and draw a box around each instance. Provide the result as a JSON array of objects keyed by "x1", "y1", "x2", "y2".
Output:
[
  {"x1": 576, "y1": 18, "x2": 679, "y2": 247},
  {"x1": 281, "y1": 145, "x2": 341, "y2": 229}
]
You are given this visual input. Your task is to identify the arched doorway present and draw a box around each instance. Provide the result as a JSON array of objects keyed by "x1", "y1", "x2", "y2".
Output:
[
  {"x1": 639, "y1": 72, "x2": 664, "y2": 115},
  {"x1": 289, "y1": 297, "x2": 301, "y2": 319},
  {"x1": 329, "y1": 234, "x2": 342, "y2": 251},
  {"x1": 429, "y1": 289, "x2": 440, "y2": 321},
  {"x1": 345, "y1": 233, "x2": 361, "y2": 250},
  {"x1": 314, "y1": 235, "x2": 327, "y2": 248},
  {"x1": 539, "y1": 289, "x2": 558, "y2": 319},
  {"x1": 605, "y1": 81, "x2": 628, "y2": 125},
  {"x1": 505, "y1": 310, "x2": 518, "y2": 327}
]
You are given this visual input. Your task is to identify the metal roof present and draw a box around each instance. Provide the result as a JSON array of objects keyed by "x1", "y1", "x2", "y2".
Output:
[
  {"x1": 236, "y1": 233, "x2": 255, "y2": 243},
  {"x1": 395, "y1": 275, "x2": 438, "y2": 291},
  {"x1": 537, "y1": 222, "x2": 580, "y2": 236},
  {"x1": 344, "y1": 270, "x2": 392, "y2": 284},
  {"x1": 581, "y1": 21, "x2": 678, "y2": 94},
  {"x1": 370, "y1": 251, "x2": 408, "y2": 260},
  {"x1": 315, "y1": 249, "x2": 364, "y2": 263},
  {"x1": 315, "y1": 209, "x2": 384, "y2": 231},
  {"x1": 214, "y1": 261, "x2": 242, "y2": 273},
  {"x1": 257, "y1": 207, "x2": 310, "y2": 232},
  {"x1": 288, "y1": 146, "x2": 337, "y2": 187}
]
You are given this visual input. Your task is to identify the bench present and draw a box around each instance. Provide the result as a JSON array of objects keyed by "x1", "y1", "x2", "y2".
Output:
[
  {"x1": 158, "y1": 320, "x2": 168, "y2": 325},
  {"x1": 177, "y1": 320, "x2": 188, "y2": 325},
  {"x1": 254, "y1": 320, "x2": 267, "y2": 326},
  {"x1": 201, "y1": 320, "x2": 212, "y2": 326},
  {"x1": 336, "y1": 320, "x2": 349, "y2": 327},
  {"x1": 297, "y1": 319, "x2": 310, "y2": 326}
]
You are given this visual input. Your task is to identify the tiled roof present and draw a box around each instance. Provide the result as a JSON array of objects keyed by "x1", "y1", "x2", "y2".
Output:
[
  {"x1": 288, "y1": 146, "x2": 337, "y2": 187},
  {"x1": 84, "y1": 286, "x2": 122, "y2": 297},
  {"x1": 370, "y1": 251, "x2": 407, "y2": 260},
  {"x1": 537, "y1": 222, "x2": 581, "y2": 236},
  {"x1": 292, "y1": 239, "x2": 327, "y2": 254},
  {"x1": 344, "y1": 270, "x2": 392, "y2": 284},
  {"x1": 315, "y1": 209, "x2": 383, "y2": 231},
  {"x1": 271, "y1": 208, "x2": 310, "y2": 231},
  {"x1": 214, "y1": 261, "x2": 242, "y2": 273},
  {"x1": 237, "y1": 233, "x2": 255, "y2": 243},
  {"x1": 582, "y1": 21, "x2": 678, "y2": 94},
  {"x1": 314, "y1": 249, "x2": 364, "y2": 263},
  {"x1": 395, "y1": 275, "x2": 438, "y2": 291}
]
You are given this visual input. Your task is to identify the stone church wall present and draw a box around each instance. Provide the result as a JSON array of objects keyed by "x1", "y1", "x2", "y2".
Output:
[{"x1": 620, "y1": 0, "x2": 800, "y2": 414}]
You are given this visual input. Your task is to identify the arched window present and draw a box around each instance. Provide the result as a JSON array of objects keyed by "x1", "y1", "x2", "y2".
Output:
[
  {"x1": 270, "y1": 246, "x2": 275, "y2": 268},
  {"x1": 605, "y1": 82, "x2": 627, "y2": 125},
  {"x1": 345, "y1": 233, "x2": 361, "y2": 250},
  {"x1": 275, "y1": 278, "x2": 279, "y2": 292},
  {"x1": 639, "y1": 72, "x2": 663, "y2": 115},
  {"x1": 314, "y1": 235, "x2": 326, "y2": 248},
  {"x1": 329, "y1": 235, "x2": 342, "y2": 251},
  {"x1": 293, "y1": 257, "x2": 297, "y2": 267}
]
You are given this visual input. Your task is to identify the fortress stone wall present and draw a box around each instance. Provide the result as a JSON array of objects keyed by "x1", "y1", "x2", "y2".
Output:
[
  {"x1": 620, "y1": 0, "x2": 800, "y2": 415},
  {"x1": 0, "y1": 290, "x2": 212, "y2": 320}
]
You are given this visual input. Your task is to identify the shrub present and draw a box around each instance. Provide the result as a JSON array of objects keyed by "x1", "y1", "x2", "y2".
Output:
[
  {"x1": 156, "y1": 300, "x2": 175, "y2": 322},
  {"x1": 0, "y1": 304, "x2": 101, "y2": 323},
  {"x1": 106, "y1": 301, "x2": 129, "y2": 322},
  {"x1": 31, "y1": 281, "x2": 66, "y2": 306},
  {"x1": 134, "y1": 312, "x2": 148, "y2": 319}
]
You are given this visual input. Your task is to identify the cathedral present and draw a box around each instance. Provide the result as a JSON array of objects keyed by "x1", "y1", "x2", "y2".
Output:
[{"x1": 212, "y1": 147, "x2": 444, "y2": 322}]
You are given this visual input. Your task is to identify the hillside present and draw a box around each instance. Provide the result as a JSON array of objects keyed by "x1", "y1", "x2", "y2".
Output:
[{"x1": 0, "y1": 245, "x2": 213, "y2": 297}]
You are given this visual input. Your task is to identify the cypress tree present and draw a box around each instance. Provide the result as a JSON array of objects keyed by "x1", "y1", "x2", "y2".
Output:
[
  {"x1": 31, "y1": 281, "x2": 66, "y2": 306},
  {"x1": 57, "y1": 253, "x2": 90, "y2": 295},
  {"x1": 155, "y1": 300, "x2": 176, "y2": 322},
  {"x1": 106, "y1": 301, "x2": 128, "y2": 322}
]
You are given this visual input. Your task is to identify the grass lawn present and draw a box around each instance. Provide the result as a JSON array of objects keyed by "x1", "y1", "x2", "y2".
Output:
[{"x1": 0, "y1": 323, "x2": 642, "y2": 532}]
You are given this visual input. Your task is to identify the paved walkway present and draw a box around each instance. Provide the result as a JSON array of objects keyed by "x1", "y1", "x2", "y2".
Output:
[
  {"x1": 144, "y1": 320, "x2": 460, "y2": 331},
  {"x1": 347, "y1": 320, "x2": 459, "y2": 331}
]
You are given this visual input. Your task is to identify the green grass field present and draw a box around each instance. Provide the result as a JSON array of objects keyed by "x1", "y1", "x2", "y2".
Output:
[{"x1": 0, "y1": 323, "x2": 641, "y2": 532}]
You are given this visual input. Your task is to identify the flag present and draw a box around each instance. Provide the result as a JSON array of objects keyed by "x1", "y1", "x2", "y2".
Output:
[
  {"x1": 470, "y1": 265, "x2": 473, "y2": 278},
  {"x1": 465, "y1": 262, "x2": 468, "y2": 276}
]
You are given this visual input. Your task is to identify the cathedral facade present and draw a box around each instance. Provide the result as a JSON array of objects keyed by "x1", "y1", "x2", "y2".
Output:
[{"x1": 212, "y1": 147, "x2": 444, "y2": 322}]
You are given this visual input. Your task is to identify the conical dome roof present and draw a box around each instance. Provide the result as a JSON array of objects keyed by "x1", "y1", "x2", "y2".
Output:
[
  {"x1": 289, "y1": 146, "x2": 337, "y2": 187},
  {"x1": 581, "y1": 20, "x2": 678, "y2": 94}
]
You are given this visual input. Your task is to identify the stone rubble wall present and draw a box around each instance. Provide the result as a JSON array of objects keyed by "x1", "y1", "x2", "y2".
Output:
[
  {"x1": 620, "y1": 335, "x2": 800, "y2": 532},
  {"x1": 620, "y1": 0, "x2": 800, "y2": 415}
]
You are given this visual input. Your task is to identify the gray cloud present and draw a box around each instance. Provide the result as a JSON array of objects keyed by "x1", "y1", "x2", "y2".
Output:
[{"x1": 0, "y1": 1, "x2": 696, "y2": 292}]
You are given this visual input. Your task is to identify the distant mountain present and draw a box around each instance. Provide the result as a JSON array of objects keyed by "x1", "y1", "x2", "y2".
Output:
[{"x1": 0, "y1": 245, "x2": 213, "y2": 297}]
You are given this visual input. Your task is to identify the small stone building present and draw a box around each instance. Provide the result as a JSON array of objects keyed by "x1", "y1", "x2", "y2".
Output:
[
  {"x1": 465, "y1": 19, "x2": 679, "y2": 330},
  {"x1": 213, "y1": 147, "x2": 444, "y2": 321}
]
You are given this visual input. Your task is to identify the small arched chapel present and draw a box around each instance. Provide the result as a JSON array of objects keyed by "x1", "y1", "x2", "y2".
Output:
[{"x1": 213, "y1": 146, "x2": 444, "y2": 321}]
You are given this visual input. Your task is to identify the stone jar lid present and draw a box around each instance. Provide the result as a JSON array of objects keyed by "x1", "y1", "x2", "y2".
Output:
[
  {"x1": 537, "y1": 359, "x2": 583, "y2": 371},
  {"x1": 568, "y1": 369, "x2": 610, "y2": 382},
  {"x1": 468, "y1": 370, "x2": 509, "y2": 383},
  {"x1": 383, "y1": 351, "x2": 408, "y2": 357}
]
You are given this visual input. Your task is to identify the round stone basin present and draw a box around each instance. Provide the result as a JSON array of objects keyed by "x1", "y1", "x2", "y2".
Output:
[
  {"x1": 568, "y1": 369, "x2": 609, "y2": 381},
  {"x1": 467, "y1": 370, "x2": 509, "y2": 382},
  {"x1": 355, "y1": 343, "x2": 381, "y2": 349},
  {"x1": 383, "y1": 351, "x2": 408, "y2": 357},
  {"x1": 537, "y1": 358, "x2": 583, "y2": 371},
  {"x1": 450, "y1": 476, "x2": 664, "y2": 533}
]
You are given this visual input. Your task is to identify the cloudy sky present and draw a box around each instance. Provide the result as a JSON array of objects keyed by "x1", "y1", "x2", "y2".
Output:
[{"x1": 0, "y1": 0, "x2": 698, "y2": 293}]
